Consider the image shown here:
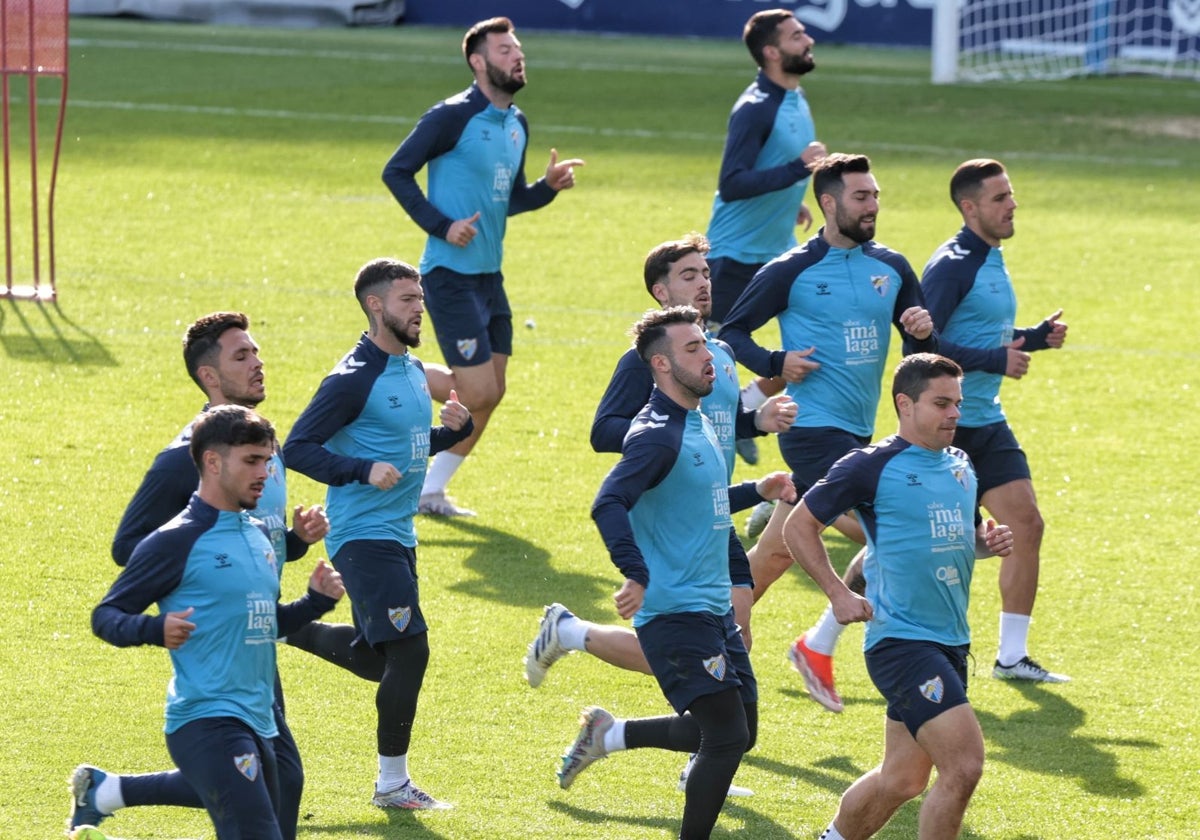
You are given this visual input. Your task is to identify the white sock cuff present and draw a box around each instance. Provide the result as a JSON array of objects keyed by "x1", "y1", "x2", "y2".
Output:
[
  {"x1": 604, "y1": 719, "x2": 627, "y2": 754},
  {"x1": 421, "y1": 452, "x2": 465, "y2": 495},
  {"x1": 557, "y1": 614, "x2": 589, "y2": 652},
  {"x1": 741, "y1": 380, "x2": 767, "y2": 410}
]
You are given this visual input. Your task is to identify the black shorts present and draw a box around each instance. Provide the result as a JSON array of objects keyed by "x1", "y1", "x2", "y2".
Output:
[
  {"x1": 331, "y1": 539, "x2": 428, "y2": 648},
  {"x1": 779, "y1": 426, "x2": 871, "y2": 493},
  {"x1": 708, "y1": 257, "x2": 763, "y2": 327},
  {"x1": 166, "y1": 717, "x2": 282, "y2": 839},
  {"x1": 637, "y1": 609, "x2": 757, "y2": 714},
  {"x1": 865, "y1": 638, "x2": 970, "y2": 738},
  {"x1": 421, "y1": 266, "x2": 513, "y2": 367},
  {"x1": 953, "y1": 421, "x2": 1031, "y2": 496}
]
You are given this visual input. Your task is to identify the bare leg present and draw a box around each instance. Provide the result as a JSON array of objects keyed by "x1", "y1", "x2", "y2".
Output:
[
  {"x1": 583, "y1": 624, "x2": 653, "y2": 675},
  {"x1": 981, "y1": 478, "x2": 1042, "y2": 616}
]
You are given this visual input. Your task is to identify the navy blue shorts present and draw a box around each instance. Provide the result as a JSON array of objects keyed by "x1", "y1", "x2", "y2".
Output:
[
  {"x1": 421, "y1": 266, "x2": 513, "y2": 367},
  {"x1": 637, "y1": 609, "x2": 757, "y2": 714},
  {"x1": 708, "y1": 257, "x2": 763, "y2": 326},
  {"x1": 331, "y1": 539, "x2": 427, "y2": 648},
  {"x1": 865, "y1": 638, "x2": 971, "y2": 738},
  {"x1": 779, "y1": 426, "x2": 871, "y2": 493},
  {"x1": 953, "y1": 421, "x2": 1031, "y2": 496},
  {"x1": 166, "y1": 716, "x2": 282, "y2": 840}
]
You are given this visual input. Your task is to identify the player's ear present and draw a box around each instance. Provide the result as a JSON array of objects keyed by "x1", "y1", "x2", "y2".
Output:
[{"x1": 649, "y1": 283, "x2": 670, "y2": 307}]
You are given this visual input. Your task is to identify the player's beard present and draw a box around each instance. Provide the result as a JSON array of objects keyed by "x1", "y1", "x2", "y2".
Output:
[
  {"x1": 835, "y1": 205, "x2": 876, "y2": 245},
  {"x1": 383, "y1": 310, "x2": 421, "y2": 349},
  {"x1": 486, "y1": 60, "x2": 525, "y2": 95},
  {"x1": 670, "y1": 360, "x2": 715, "y2": 401},
  {"x1": 781, "y1": 50, "x2": 815, "y2": 76}
]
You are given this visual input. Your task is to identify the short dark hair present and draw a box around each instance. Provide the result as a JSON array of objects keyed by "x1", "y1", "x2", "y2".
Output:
[
  {"x1": 743, "y1": 9, "x2": 796, "y2": 67},
  {"x1": 949, "y1": 158, "x2": 1007, "y2": 210},
  {"x1": 892, "y1": 353, "x2": 963, "y2": 412},
  {"x1": 463, "y1": 16, "x2": 515, "y2": 66},
  {"x1": 183, "y1": 312, "x2": 250, "y2": 393},
  {"x1": 354, "y1": 258, "x2": 420, "y2": 315},
  {"x1": 811, "y1": 153, "x2": 872, "y2": 202},
  {"x1": 643, "y1": 232, "x2": 709, "y2": 299},
  {"x1": 632, "y1": 305, "x2": 702, "y2": 364},
  {"x1": 189, "y1": 404, "x2": 275, "y2": 470}
]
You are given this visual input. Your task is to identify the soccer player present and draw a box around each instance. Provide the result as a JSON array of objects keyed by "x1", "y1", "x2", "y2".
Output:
[
  {"x1": 382, "y1": 16, "x2": 583, "y2": 517},
  {"x1": 530, "y1": 233, "x2": 795, "y2": 683},
  {"x1": 706, "y1": 8, "x2": 827, "y2": 470},
  {"x1": 717, "y1": 152, "x2": 937, "y2": 713},
  {"x1": 69, "y1": 312, "x2": 340, "y2": 839},
  {"x1": 790, "y1": 160, "x2": 1071, "y2": 695},
  {"x1": 91, "y1": 405, "x2": 345, "y2": 840},
  {"x1": 784, "y1": 354, "x2": 1013, "y2": 840},
  {"x1": 924, "y1": 159, "x2": 1069, "y2": 681},
  {"x1": 283, "y1": 258, "x2": 473, "y2": 810},
  {"x1": 557, "y1": 307, "x2": 759, "y2": 839}
]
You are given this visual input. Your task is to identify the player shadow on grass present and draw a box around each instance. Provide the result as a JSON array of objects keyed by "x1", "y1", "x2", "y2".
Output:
[
  {"x1": 978, "y1": 681, "x2": 1151, "y2": 798},
  {"x1": 298, "y1": 813, "x2": 451, "y2": 838},
  {"x1": 0, "y1": 299, "x2": 116, "y2": 366},
  {"x1": 548, "y1": 797, "x2": 794, "y2": 838},
  {"x1": 417, "y1": 515, "x2": 622, "y2": 614}
]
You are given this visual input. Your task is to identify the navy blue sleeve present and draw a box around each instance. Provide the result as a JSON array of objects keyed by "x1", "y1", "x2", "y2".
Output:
[
  {"x1": 921, "y1": 254, "x2": 1006, "y2": 373},
  {"x1": 93, "y1": 531, "x2": 190, "y2": 648},
  {"x1": 506, "y1": 111, "x2": 557, "y2": 216},
  {"x1": 381, "y1": 101, "x2": 472, "y2": 240},
  {"x1": 430, "y1": 416, "x2": 475, "y2": 455},
  {"x1": 590, "y1": 436, "x2": 677, "y2": 588},
  {"x1": 283, "y1": 367, "x2": 375, "y2": 488},
  {"x1": 277, "y1": 589, "x2": 340, "y2": 637},
  {"x1": 718, "y1": 257, "x2": 800, "y2": 378},
  {"x1": 727, "y1": 526, "x2": 753, "y2": 588},
  {"x1": 717, "y1": 95, "x2": 809, "y2": 202},
  {"x1": 1013, "y1": 319, "x2": 1053, "y2": 352},
  {"x1": 111, "y1": 445, "x2": 197, "y2": 566},
  {"x1": 728, "y1": 480, "x2": 763, "y2": 514},
  {"x1": 886, "y1": 253, "x2": 939, "y2": 356},
  {"x1": 802, "y1": 447, "x2": 879, "y2": 528},
  {"x1": 284, "y1": 530, "x2": 310, "y2": 563},
  {"x1": 590, "y1": 349, "x2": 653, "y2": 454}
]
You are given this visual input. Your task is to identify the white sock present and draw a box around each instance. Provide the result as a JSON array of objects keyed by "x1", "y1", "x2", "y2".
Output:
[
  {"x1": 377, "y1": 754, "x2": 409, "y2": 792},
  {"x1": 95, "y1": 773, "x2": 124, "y2": 815},
  {"x1": 805, "y1": 604, "x2": 846, "y2": 656},
  {"x1": 819, "y1": 822, "x2": 847, "y2": 840},
  {"x1": 603, "y1": 719, "x2": 626, "y2": 754},
  {"x1": 740, "y1": 380, "x2": 767, "y2": 411},
  {"x1": 421, "y1": 452, "x2": 465, "y2": 496},
  {"x1": 998, "y1": 612, "x2": 1031, "y2": 665},
  {"x1": 557, "y1": 614, "x2": 589, "y2": 652}
]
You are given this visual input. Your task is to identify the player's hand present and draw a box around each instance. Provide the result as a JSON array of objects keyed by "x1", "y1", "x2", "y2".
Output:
[
  {"x1": 796, "y1": 203, "x2": 814, "y2": 232},
  {"x1": 899, "y1": 306, "x2": 934, "y2": 340},
  {"x1": 830, "y1": 590, "x2": 873, "y2": 625},
  {"x1": 545, "y1": 148, "x2": 585, "y2": 191},
  {"x1": 756, "y1": 471, "x2": 797, "y2": 505},
  {"x1": 308, "y1": 559, "x2": 345, "y2": 600},
  {"x1": 163, "y1": 607, "x2": 196, "y2": 650},
  {"x1": 1044, "y1": 309, "x2": 1068, "y2": 348},
  {"x1": 1004, "y1": 336, "x2": 1031, "y2": 378},
  {"x1": 447, "y1": 212, "x2": 480, "y2": 248},
  {"x1": 983, "y1": 518, "x2": 1014, "y2": 557},
  {"x1": 613, "y1": 578, "x2": 645, "y2": 620},
  {"x1": 799, "y1": 141, "x2": 827, "y2": 167},
  {"x1": 440, "y1": 388, "x2": 471, "y2": 432},
  {"x1": 368, "y1": 462, "x2": 401, "y2": 490},
  {"x1": 756, "y1": 394, "x2": 798, "y2": 433},
  {"x1": 781, "y1": 347, "x2": 820, "y2": 383},
  {"x1": 292, "y1": 504, "x2": 329, "y2": 545}
]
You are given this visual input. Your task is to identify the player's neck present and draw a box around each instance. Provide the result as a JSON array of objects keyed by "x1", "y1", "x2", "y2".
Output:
[
  {"x1": 368, "y1": 331, "x2": 410, "y2": 358},
  {"x1": 763, "y1": 65, "x2": 801, "y2": 91},
  {"x1": 478, "y1": 81, "x2": 515, "y2": 110}
]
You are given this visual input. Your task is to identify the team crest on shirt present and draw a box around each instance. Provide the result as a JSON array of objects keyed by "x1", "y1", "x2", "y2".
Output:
[
  {"x1": 953, "y1": 466, "x2": 969, "y2": 491},
  {"x1": 702, "y1": 654, "x2": 727, "y2": 681},
  {"x1": 456, "y1": 338, "x2": 478, "y2": 361},
  {"x1": 388, "y1": 606, "x2": 413, "y2": 632},
  {"x1": 871, "y1": 275, "x2": 890, "y2": 297},
  {"x1": 234, "y1": 753, "x2": 259, "y2": 781},
  {"x1": 265, "y1": 548, "x2": 278, "y2": 576},
  {"x1": 919, "y1": 676, "x2": 945, "y2": 703},
  {"x1": 267, "y1": 459, "x2": 281, "y2": 485}
]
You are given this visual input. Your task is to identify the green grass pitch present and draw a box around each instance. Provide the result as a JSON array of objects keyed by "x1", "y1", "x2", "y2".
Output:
[{"x1": 1, "y1": 16, "x2": 1198, "y2": 839}]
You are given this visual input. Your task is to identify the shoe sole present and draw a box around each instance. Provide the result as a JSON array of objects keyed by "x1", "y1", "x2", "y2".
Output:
[{"x1": 788, "y1": 647, "x2": 844, "y2": 713}]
